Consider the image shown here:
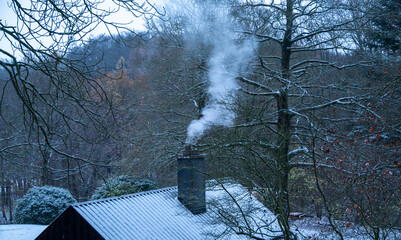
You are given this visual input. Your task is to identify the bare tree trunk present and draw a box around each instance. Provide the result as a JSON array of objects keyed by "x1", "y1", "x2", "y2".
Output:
[
  {"x1": 274, "y1": 89, "x2": 293, "y2": 240},
  {"x1": 1, "y1": 181, "x2": 6, "y2": 222},
  {"x1": 273, "y1": 1, "x2": 294, "y2": 239},
  {"x1": 0, "y1": 157, "x2": 6, "y2": 222},
  {"x1": 23, "y1": 178, "x2": 28, "y2": 195},
  {"x1": 17, "y1": 179, "x2": 22, "y2": 199},
  {"x1": 41, "y1": 145, "x2": 51, "y2": 186},
  {"x1": 6, "y1": 180, "x2": 12, "y2": 222}
]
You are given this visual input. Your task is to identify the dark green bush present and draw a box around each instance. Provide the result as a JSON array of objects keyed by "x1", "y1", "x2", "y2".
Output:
[
  {"x1": 91, "y1": 175, "x2": 156, "y2": 200},
  {"x1": 14, "y1": 186, "x2": 76, "y2": 225}
]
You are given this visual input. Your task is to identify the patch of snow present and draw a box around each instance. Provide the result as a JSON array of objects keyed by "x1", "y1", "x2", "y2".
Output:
[
  {"x1": 206, "y1": 181, "x2": 282, "y2": 239},
  {"x1": 0, "y1": 224, "x2": 47, "y2": 240},
  {"x1": 291, "y1": 217, "x2": 401, "y2": 240}
]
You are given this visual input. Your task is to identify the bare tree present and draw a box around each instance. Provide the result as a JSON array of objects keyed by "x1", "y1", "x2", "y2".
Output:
[
  {"x1": 0, "y1": 0, "x2": 161, "y2": 217},
  {"x1": 143, "y1": 0, "x2": 401, "y2": 239},
  {"x1": 204, "y1": 1, "x2": 401, "y2": 239}
]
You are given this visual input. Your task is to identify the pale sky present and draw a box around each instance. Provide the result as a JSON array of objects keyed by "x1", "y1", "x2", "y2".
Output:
[
  {"x1": 0, "y1": 0, "x2": 166, "y2": 60},
  {"x1": 0, "y1": 0, "x2": 17, "y2": 25}
]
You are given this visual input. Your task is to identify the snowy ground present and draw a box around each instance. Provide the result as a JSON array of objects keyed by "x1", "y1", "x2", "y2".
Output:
[
  {"x1": 1, "y1": 221, "x2": 400, "y2": 240},
  {"x1": 291, "y1": 217, "x2": 401, "y2": 240},
  {"x1": 0, "y1": 224, "x2": 46, "y2": 240}
]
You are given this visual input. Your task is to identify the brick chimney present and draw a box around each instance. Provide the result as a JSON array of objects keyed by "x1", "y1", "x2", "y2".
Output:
[{"x1": 177, "y1": 145, "x2": 206, "y2": 214}]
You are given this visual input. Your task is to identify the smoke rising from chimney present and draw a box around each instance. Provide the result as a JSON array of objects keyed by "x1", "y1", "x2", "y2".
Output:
[{"x1": 166, "y1": 0, "x2": 256, "y2": 145}]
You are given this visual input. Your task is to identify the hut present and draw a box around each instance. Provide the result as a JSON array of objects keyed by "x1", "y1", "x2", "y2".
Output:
[{"x1": 36, "y1": 147, "x2": 277, "y2": 239}]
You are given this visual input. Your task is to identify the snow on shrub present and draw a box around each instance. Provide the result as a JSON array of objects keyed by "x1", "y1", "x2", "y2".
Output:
[
  {"x1": 91, "y1": 175, "x2": 156, "y2": 200},
  {"x1": 14, "y1": 186, "x2": 76, "y2": 225}
]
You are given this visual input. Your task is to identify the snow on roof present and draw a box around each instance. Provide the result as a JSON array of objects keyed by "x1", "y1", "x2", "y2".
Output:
[{"x1": 72, "y1": 180, "x2": 279, "y2": 240}]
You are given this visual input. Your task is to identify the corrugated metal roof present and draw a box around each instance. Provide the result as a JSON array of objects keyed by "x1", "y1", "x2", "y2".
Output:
[{"x1": 72, "y1": 181, "x2": 278, "y2": 240}]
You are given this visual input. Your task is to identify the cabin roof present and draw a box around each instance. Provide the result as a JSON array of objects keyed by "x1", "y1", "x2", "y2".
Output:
[
  {"x1": 40, "y1": 181, "x2": 278, "y2": 240},
  {"x1": 73, "y1": 186, "x2": 217, "y2": 240}
]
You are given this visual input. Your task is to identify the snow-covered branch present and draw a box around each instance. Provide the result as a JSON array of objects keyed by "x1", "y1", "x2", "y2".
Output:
[
  {"x1": 288, "y1": 147, "x2": 308, "y2": 160},
  {"x1": 297, "y1": 97, "x2": 354, "y2": 112},
  {"x1": 237, "y1": 77, "x2": 279, "y2": 95}
]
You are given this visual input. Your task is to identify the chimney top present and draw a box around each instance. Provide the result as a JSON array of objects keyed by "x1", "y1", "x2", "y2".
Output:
[{"x1": 183, "y1": 145, "x2": 201, "y2": 157}]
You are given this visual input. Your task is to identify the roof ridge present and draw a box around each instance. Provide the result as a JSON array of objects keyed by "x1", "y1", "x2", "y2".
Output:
[{"x1": 73, "y1": 186, "x2": 178, "y2": 206}]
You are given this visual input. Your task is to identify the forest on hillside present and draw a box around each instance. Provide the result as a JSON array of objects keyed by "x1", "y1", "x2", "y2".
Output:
[{"x1": 0, "y1": 0, "x2": 400, "y2": 239}]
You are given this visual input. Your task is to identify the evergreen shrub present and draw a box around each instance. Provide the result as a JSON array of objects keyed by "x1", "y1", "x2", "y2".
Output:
[
  {"x1": 14, "y1": 186, "x2": 76, "y2": 224},
  {"x1": 91, "y1": 175, "x2": 156, "y2": 200}
]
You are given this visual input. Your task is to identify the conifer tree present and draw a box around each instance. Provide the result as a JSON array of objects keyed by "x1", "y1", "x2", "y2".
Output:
[{"x1": 368, "y1": 0, "x2": 401, "y2": 52}]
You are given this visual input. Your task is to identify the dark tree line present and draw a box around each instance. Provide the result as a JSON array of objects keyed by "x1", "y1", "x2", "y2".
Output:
[{"x1": 0, "y1": 1, "x2": 400, "y2": 239}]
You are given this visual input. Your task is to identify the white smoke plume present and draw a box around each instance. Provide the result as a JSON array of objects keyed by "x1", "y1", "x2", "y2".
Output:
[{"x1": 167, "y1": 0, "x2": 256, "y2": 145}]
